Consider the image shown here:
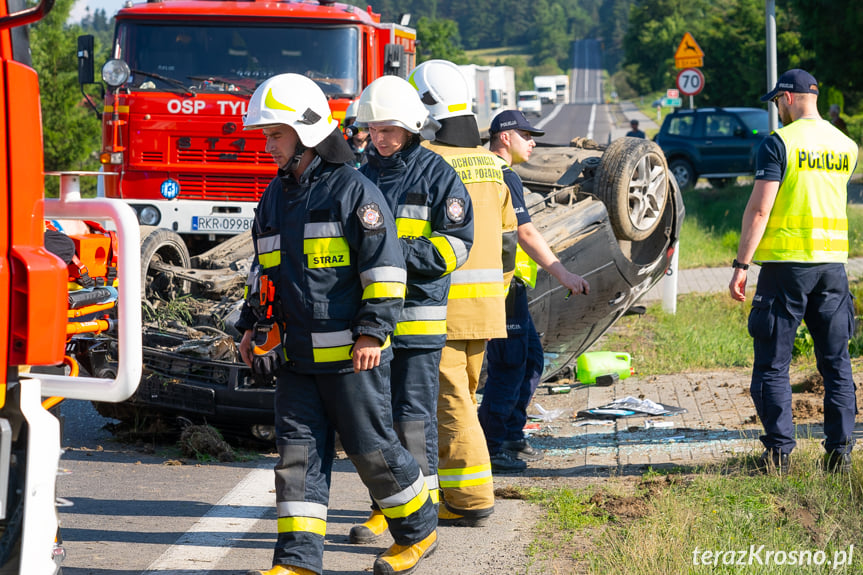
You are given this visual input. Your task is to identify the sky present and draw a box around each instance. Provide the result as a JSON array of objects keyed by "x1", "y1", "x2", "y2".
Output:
[{"x1": 69, "y1": 0, "x2": 125, "y2": 23}]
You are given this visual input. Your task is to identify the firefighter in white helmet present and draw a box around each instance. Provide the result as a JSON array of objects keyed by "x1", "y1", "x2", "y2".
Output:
[
  {"x1": 408, "y1": 60, "x2": 518, "y2": 525},
  {"x1": 346, "y1": 75, "x2": 474, "y2": 549},
  {"x1": 238, "y1": 73, "x2": 437, "y2": 575}
]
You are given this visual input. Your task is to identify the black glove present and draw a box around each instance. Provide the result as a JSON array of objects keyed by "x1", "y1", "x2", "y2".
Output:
[{"x1": 251, "y1": 319, "x2": 286, "y2": 376}]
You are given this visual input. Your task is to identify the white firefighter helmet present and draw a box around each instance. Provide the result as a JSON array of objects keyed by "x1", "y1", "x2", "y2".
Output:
[
  {"x1": 355, "y1": 76, "x2": 429, "y2": 134},
  {"x1": 243, "y1": 73, "x2": 337, "y2": 148},
  {"x1": 408, "y1": 60, "x2": 472, "y2": 121},
  {"x1": 344, "y1": 99, "x2": 359, "y2": 122}
]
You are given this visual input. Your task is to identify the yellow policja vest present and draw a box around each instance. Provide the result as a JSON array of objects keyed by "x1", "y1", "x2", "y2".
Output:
[{"x1": 754, "y1": 119, "x2": 858, "y2": 264}]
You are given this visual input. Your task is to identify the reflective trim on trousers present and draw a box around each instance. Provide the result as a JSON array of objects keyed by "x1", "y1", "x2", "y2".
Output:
[
  {"x1": 277, "y1": 501, "x2": 328, "y2": 521},
  {"x1": 438, "y1": 463, "x2": 493, "y2": 488},
  {"x1": 376, "y1": 473, "x2": 430, "y2": 519},
  {"x1": 277, "y1": 516, "x2": 326, "y2": 537}
]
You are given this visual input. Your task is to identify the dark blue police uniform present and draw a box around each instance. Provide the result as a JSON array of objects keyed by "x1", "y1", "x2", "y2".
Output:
[{"x1": 478, "y1": 165, "x2": 544, "y2": 456}]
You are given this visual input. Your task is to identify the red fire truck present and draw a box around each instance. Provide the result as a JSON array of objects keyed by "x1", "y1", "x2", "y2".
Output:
[
  {"x1": 78, "y1": 0, "x2": 416, "y2": 262},
  {"x1": 2, "y1": 0, "x2": 142, "y2": 570}
]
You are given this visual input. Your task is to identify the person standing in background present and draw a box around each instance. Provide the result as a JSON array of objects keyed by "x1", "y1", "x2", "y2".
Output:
[
  {"x1": 480, "y1": 110, "x2": 589, "y2": 473},
  {"x1": 729, "y1": 69, "x2": 858, "y2": 475}
]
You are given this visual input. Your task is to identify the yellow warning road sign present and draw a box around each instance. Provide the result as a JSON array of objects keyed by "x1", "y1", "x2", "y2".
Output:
[{"x1": 674, "y1": 32, "x2": 704, "y2": 69}]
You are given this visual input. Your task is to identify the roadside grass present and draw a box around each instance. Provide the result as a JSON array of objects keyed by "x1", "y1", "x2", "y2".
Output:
[
  {"x1": 464, "y1": 44, "x2": 532, "y2": 62},
  {"x1": 677, "y1": 184, "x2": 863, "y2": 269},
  {"x1": 522, "y1": 442, "x2": 863, "y2": 574},
  {"x1": 600, "y1": 280, "x2": 863, "y2": 375},
  {"x1": 601, "y1": 291, "x2": 752, "y2": 375}
]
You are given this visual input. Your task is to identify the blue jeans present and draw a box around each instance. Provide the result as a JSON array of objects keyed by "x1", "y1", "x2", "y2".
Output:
[
  {"x1": 749, "y1": 262, "x2": 857, "y2": 455},
  {"x1": 479, "y1": 281, "x2": 544, "y2": 454}
]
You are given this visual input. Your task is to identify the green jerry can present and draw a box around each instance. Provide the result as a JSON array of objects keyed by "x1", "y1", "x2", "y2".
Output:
[{"x1": 576, "y1": 351, "x2": 633, "y2": 384}]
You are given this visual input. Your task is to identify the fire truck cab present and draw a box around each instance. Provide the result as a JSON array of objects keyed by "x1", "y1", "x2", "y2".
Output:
[{"x1": 78, "y1": 0, "x2": 416, "y2": 261}]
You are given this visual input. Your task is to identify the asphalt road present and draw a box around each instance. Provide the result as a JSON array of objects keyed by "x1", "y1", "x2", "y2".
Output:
[{"x1": 56, "y1": 400, "x2": 535, "y2": 575}]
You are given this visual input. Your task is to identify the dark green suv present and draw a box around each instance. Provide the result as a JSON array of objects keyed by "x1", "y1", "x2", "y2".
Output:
[{"x1": 654, "y1": 107, "x2": 776, "y2": 188}]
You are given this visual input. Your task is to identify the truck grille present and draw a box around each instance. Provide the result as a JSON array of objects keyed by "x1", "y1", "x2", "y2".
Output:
[
  {"x1": 142, "y1": 151, "x2": 165, "y2": 163},
  {"x1": 177, "y1": 173, "x2": 269, "y2": 201},
  {"x1": 176, "y1": 150, "x2": 270, "y2": 164}
]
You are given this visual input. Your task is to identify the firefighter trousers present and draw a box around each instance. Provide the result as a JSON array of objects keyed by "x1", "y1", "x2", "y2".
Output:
[
  {"x1": 480, "y1": 284, "x2": 544, "y2": 454},
  {"x1": 271, "y1": 364, "x2": 437, "y2": 573},
  {"x1": 749, "y1": 263, "x2": 857, "y2": 456},
  {"x1": 365, "y1": 346, "x2": 443, "y2": 511},
  {"x1": 437, "y1": 339, "x2": 495, "y2": 518}
]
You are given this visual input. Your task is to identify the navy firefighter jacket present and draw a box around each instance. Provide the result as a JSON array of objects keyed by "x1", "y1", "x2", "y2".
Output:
[
  {"x1": 360, "y1": 140, "x2": 474, "y2": 350},
  {"x1": 236, "y1": 156, "x2": 406, "y2": 374}
]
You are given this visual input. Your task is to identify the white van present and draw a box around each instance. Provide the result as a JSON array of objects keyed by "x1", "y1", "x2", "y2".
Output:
[{"x1": 517, "y1": 90, "x2": 542, "y2": 117}]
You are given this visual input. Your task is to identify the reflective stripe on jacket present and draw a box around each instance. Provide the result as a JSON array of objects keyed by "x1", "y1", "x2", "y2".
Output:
[
  {"x1": 424, "y1": 142, "x2": 518, "y2": 340},
  {"x1": 755, "y1": 119, "x2": 858, "y2": 264},
  {"x1": 236, "y1": 157, "x2": 405, "y2": 373},
  {"x1": 361, "y1": 141, "x2": 474, "y2": 349}
]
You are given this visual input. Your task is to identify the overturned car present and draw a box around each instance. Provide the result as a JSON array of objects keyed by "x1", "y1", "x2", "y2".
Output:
[{"x1": 94, "y1": 136, "x2": 684, "y2": 440}]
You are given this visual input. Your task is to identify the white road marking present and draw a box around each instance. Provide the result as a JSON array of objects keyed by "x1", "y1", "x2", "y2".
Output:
[
  {"x1": 535, "y1": 104, "x2": 564, "y2": 130},
  {"x1": 142, "y1": 464, "x2": 274, "y2": 575},
  {"x1": 586, "y1": 104, "x2": 597, "y2": 140}
]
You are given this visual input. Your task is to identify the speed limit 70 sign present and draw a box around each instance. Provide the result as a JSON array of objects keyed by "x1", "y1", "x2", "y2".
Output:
[{"x1": 676, "y1": 68, "x2": 704, "y2": 96}]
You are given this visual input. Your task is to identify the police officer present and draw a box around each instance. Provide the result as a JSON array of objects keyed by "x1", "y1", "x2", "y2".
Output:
[
  {"x1": 347, "y1": 75, "x2": 474, "y2": 544},
  {"x1": 480, "y1": 110, "x2": 589, "y2": 473},
  {"x1": 409, "y1": 60, "x2": 518, "y2": 526},
  {"x1": 239, "y1": 74, "x2": 437, "y2": 575},
  {"x1": 729, "y1": 69, "x2": 859, "y2": 474}
]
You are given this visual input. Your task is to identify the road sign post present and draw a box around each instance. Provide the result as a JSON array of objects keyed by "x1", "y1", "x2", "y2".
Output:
[
  {"x1": 676, "y1": 68, "x2": 704, "y2": 109},
  {"x1": 674, "y1": 32, "x2": 704, "y2": 70}
]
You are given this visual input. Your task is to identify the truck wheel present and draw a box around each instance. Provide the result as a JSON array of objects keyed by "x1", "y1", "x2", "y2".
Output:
[
  {"x1": 669, "y1": 159, "x2": 696, "y2": 189},
  {"x1": 140, "y1": 227, "x2": 191, "y2": 300},
  {"x1": 595, "y1": 138, "x2": 669, "y2": 241}
]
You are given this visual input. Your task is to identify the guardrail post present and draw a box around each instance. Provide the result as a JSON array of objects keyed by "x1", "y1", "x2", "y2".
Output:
[{"x1": 662, "y1": 242, "x2": 679, "y2": 314}]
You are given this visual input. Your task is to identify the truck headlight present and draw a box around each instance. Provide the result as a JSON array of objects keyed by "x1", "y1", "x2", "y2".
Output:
[
  {"x1": 138, "y1": 206, "x2": 160, "y2": 226},
  {"x1": 102, "y1": 59, "x2": 131, "y2": 88}
]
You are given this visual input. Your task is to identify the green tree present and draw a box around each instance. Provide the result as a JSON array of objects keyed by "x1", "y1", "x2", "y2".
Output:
[
  {"x1": 415, "y1": 16, "x2": 466, "y2": 63},
  {"x1": 529, "y1": 0, "x2": 568, "y2": 67},
  {"x1": 31, "y1": 0, "x2": 102, "y2": 197},
  {"x1": 786, "y1": 0, "x2": 863, "y2": 111}
]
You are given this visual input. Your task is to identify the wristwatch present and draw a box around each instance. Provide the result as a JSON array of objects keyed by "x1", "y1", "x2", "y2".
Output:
[{"x1": 732, "y1": 259, "x2": 749, "y2": 270}]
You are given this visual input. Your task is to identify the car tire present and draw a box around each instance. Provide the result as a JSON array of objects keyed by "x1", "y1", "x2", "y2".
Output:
[
  {"x1": 595, "y1": 138, "x2": 669, "y2": 241},
  {"x1": 669, "y1": 159, "x2": 696, "y2": 189},
  {"x1": 708, "y1": 177, "x2": 735, "y2": 188},
  {"x1": 140, "y1": 227, "x2": 191, "y2": 300}
]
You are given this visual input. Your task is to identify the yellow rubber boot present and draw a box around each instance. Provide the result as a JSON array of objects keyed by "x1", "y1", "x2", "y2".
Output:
[
  {"x1": 246, "y1": 565, "x2": 316, "y2": 575},
  {"x1": 372, "y1": 530, "x2": 437, "y2": 575},
  {"x1": 349, "y1": 509, "x2": 389, "y2": 544},
  {"x1": 438, "y1": 505, "x2": 489, "y2": 527}
]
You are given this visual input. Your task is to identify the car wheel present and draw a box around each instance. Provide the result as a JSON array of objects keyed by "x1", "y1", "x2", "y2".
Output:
[
  {"x1": 708, "y1": 177, "x2": 735, "y2": 188},
  {"x1": 595, "y1": 138, "x2": 669, "y2": 241},
  {"x1": 669, "y1": 159, "x2": 696, "y2": 189},
  {"x1": 140, "y1": 227, "x2": 191, "y2": 300}
]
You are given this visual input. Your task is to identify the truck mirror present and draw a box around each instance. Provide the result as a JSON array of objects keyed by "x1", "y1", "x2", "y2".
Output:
[
  {"x1": 383, "y1": 44, "x2": 406, "y2": 78},
  {"x1": 77, "y1": 35, "x2": 94, "y2": 85}
]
